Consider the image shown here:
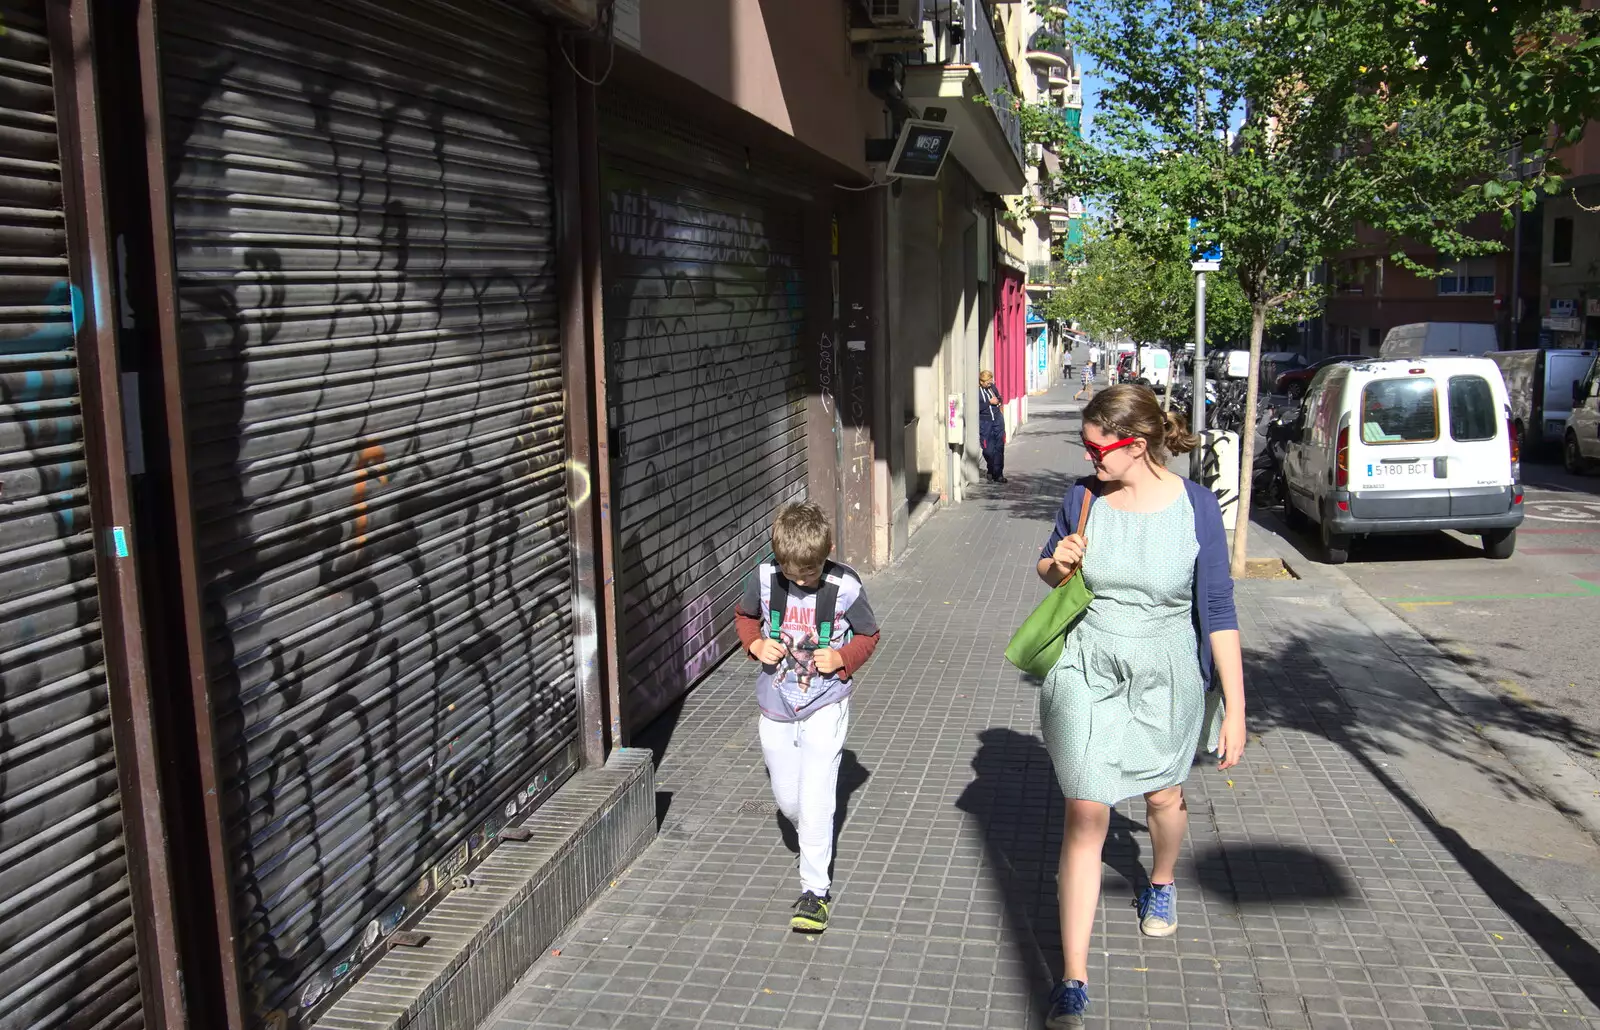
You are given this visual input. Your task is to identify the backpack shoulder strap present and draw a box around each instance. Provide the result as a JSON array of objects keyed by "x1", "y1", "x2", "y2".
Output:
[
  {"x1": 766, "y1": 565, "x2": 788, "y2": 640},
  {"x1": 815, "y1": 563, "x2": 842, "y2": 649}
]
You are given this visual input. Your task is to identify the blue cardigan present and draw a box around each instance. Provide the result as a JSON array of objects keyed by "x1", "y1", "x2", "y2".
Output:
[{"x1": 1039, "y1": 476, "x2": 1239, "y2": 688}]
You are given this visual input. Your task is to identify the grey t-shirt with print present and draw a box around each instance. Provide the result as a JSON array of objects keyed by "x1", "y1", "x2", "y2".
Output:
[{"x1": 737, "y1": 561, "x2": 879, "y2": 722}]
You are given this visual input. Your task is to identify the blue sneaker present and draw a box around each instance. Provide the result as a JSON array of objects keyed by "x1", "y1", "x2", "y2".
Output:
[
  {"x1": 1136, "y1": 882, "x2": 1177, "y2": 937},
  {"x1": 1045, "y1": 979, "x2": 1088, "y2": 1029}
]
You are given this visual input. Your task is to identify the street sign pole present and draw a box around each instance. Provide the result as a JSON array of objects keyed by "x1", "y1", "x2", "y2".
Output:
[
  {"x1": 1191, "y1": 269, "x2": 1207, "y2": 479},
  {"x1": 1188, "y1": 216, "x2": 1219, "y2": 479}
]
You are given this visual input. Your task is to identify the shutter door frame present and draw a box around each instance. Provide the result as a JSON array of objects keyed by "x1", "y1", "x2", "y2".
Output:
[
  {"x1": 599, "y1": 106, "x2": 825, "y2": 732},
  {"x1": 140, "y1": 2, "x2": 580, "y2": 1025},
  {"x1": 2, "y1": 1, "x2": 184, "y2": 1028}
]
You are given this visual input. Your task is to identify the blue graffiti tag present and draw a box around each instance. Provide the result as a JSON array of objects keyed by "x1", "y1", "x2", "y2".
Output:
[{"x1": 0, "y1": 280, "x2": 86, "y2": 355}]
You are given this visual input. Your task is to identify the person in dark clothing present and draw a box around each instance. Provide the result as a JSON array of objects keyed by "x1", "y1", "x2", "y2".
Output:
[{"x1": 979, "y1": 369, "x2": 1007, "y2": 483}]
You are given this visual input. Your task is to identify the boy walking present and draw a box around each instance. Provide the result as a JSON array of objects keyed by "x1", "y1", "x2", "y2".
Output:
[{"x1": 735, "y1": 502, "x2": 880, "y2": 933}]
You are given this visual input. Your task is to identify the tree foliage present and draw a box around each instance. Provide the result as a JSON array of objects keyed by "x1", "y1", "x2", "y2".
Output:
[
  {"x1": 1043, "y1": 224, "x2": 1254, "y2": 347},
  {"x1": 1038, "y1": 0, "x2": 1597, "y2": 575}
]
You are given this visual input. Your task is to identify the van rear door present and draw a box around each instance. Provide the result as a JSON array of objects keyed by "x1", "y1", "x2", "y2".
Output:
[
  {"x1": 1348, "y1": 372, "x2": 1449, "y2": 519},
  {"x1": 1441, "y1": 371, "x2": 1515, "y2": 516}
]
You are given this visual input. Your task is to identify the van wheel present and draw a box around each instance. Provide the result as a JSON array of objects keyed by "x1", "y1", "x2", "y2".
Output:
[
  {"x1": 1320, "y1": 520, "x2": 1351, "y2": 565},
  {"x1": 1482, "y1": 528, "x2": 1516, "y2": 559},
  {"x1": 1565, "y1": 431, "x2": 1590, "y2": 475}
]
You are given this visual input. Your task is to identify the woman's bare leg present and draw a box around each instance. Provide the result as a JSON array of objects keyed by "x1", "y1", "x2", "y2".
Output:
[
  {"x1": 1060, "y1": 799, "x2": 1111, "y2": 982},
  {"x1": 1144, "y1": 785, "x2": 1187, "y2": 885}
]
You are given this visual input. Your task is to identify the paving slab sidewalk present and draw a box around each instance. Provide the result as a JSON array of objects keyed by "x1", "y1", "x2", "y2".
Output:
[{"x1": 479, "y1": 387, "x2": 1600, "y2": 1030}]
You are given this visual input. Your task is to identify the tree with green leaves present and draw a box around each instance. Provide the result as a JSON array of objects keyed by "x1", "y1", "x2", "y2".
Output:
[
  {"x1": 1043, "y1": 224, "x2": 1254, "y2": 350},
  {"x1": 1046, "y1": 0, "x2": 1597, "y2": 575}
]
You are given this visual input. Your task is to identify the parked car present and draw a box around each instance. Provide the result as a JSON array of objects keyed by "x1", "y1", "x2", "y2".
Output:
[
  {"x1": 1565, "y1": 352, "x2": 1600, "y2": 473},
  {"x1": 1281, "y1": 357, "x2": 1523, "y2": 563},
  {"x1": 1258, "y1": 351, "x2": 1306, "y2": 392},
  {"x1": 1275, "y1": 354, "x2": 1364, "y2": 401},
  {"x1": 1485, "y1": 348, "x2": 1596, "y2": 458},
  {"x1": 1378, "y1": 322, "x2": 1497, "y2": 359}
]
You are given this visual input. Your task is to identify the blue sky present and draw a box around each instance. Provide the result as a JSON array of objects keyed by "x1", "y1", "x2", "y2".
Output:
[{"x1": 1080, "y1": 70, "x2": 1103, "y2": 137}]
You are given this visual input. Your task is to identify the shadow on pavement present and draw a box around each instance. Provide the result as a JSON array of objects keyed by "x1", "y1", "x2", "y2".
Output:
[
  {"x1": 632, "y1": 694, "x2": 687, "y2": 830},
  {"x1": 1193, "y1": 843, "x2": 1354, "y2": 905},
  {"x1": 1250, "y1": 624, "x2": 1600, "y2": 1005},
  {"x1": 956, "y1": 728, "x2": 1063, "y2": 1015}
]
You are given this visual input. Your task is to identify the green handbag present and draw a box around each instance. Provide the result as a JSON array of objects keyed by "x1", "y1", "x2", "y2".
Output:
[{"x1": 1005, "y1": 489, "x2": 1094, "y2": 679}]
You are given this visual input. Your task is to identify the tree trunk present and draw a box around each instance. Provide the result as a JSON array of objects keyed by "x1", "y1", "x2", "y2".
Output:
[{"x1": 1229, "y1": 301, "x2": 1268, "y2": 578}]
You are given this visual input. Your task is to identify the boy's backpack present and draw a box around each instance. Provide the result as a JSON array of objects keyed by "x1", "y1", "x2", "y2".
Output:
[{"x1": 765, "y1": 562, "x2": 841, "y2": 649}]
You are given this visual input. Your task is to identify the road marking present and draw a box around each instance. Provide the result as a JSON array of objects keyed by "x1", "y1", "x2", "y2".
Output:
[
  {"x1": 1521, "y1": 527, "x2": 1598, "y2": 535},
  {"x1": 1521, "y1": 546, "x2": 1600, "y2": 556},
  {"x1": 1383, "y1": 577, "x2": 1600, "y2": 604},
  {"x1": 1524, "y1": 500, "x2": 1600, "y2": 521}
]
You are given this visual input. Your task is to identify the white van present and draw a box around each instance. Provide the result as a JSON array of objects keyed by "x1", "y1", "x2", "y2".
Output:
[
  {"x1": 1136, "y1": 347, "x2": 1171, "y2": 388},
  {"x1": 1486, "y1": 348, "x2": 1596, "y2": 452},
  {"x1": 1565, "y1": 352, "x2": 1600, "y2": 473},
  {"x1": 1281, "y1": 357, "x2": 1523, "y2": 563},
  {"x1": 1378, "y1": 322, "x2": 1497, "y2": 360}
]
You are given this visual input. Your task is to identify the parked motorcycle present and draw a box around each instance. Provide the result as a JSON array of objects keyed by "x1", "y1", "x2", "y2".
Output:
[{"x1": 1251, "y1": 401, "x2": 1302, "y2": 508}]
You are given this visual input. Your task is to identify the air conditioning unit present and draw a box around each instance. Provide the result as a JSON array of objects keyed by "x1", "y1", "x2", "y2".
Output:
[{"x1": 869, "y1": 0, "x2": 925, "y2": 29}]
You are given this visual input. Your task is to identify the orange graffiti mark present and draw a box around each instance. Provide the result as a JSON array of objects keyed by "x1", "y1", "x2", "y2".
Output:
[{"x1": 352, "y1": 444, "x2": 389, "y2": 545}]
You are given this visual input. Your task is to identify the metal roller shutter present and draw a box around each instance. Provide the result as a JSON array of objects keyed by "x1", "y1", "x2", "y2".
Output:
[
  {"x1": 158, "y1": 0, "x2": 576, "y2": 1021},
  {"x1": 0, "y1": 3, "x2": 147, "y2": 1029},
  {"x1": 604, "y1": 157, "x2": 809, "y2": 730}
]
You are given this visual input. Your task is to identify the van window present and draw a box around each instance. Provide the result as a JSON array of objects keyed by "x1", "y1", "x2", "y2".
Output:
[
  {"x1": 1447, "y1": 376, "x2": 1498, "y2": 442},
  {"x1": 1361, "y1": 378, "x2": 1438, "y2": 444}
]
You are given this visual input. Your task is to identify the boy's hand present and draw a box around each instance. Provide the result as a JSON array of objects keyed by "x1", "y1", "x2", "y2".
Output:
[
  {"x1": 749, "y1": 639, "x2": 787, "y2": 665},
  {"x1": 814, "y1": 648, "x2": 846, "y2": 675}
]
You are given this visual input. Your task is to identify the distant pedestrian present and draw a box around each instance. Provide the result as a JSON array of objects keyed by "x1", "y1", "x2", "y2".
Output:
[
  {"x1": 1034, "y1": 385, "x2": 1247, "y2": 1028},
  {"x1": 978, "y1": 370, "x2": 1007, "y2": 483},
  {"x1": 1073, "y1": 362, "x2": 1094, "y2": 401},
  {"x1": 735, "y1": 502, "x2": 881, "y2": 934}
]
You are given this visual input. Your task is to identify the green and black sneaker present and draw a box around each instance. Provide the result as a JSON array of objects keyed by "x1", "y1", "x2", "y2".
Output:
[{"x1": 790, "y1": 891, "x2": 830, "y2": 933}]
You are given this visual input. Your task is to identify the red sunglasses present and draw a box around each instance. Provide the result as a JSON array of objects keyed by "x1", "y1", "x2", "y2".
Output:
[{"x1": 1081, "y1": 434, "x2": 1140, "y2": 463}]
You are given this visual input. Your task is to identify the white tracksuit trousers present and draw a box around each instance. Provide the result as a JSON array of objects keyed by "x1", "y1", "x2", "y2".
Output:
[{"x1": 758, "y1": 698, "x2": 849, "y2": 897}]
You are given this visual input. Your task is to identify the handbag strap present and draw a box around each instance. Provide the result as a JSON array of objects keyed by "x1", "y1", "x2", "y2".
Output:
[{"x1": 1061, "y1": 486, "x2": 1093, "y2": 585}]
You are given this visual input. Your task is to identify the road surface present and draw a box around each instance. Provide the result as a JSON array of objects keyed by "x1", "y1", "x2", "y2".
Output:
[{"x1": 1277, "y1": 460, "x2": 1600, "y2": 782}]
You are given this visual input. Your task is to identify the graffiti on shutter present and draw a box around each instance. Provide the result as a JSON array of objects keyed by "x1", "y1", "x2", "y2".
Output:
[
  {"x1": 159, "y1": 0, "x2": 575, "y2": 1022},
  {"x1": 605, "y1": 166, "x2": 808, "y2": 729},
  {"x1": 0, "y1": 2, "x2": 147, "y2": 1028}
]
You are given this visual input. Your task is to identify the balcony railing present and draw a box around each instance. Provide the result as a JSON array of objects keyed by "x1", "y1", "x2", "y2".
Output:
[
  {"x1": 919, "y1": 0, "x2": 1024, "y2": 171},
  {"x1": 1026, "y1": 24, "x2": 1071, "y2": 68},
  {"x1": 960, "y1": 0, "x2": 1023, "y2": 169},
  {"x1": 1029, "y1": 260, "x2": 1071, "y2": 285}
]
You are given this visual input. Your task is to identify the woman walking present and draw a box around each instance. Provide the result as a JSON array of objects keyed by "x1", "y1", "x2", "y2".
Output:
[
  {"x1": 1034, "y1": 385, "x2": 1247, "y2": 1028},
  {"x1": 1073, "y1": 361, "x2": 1095, "y2": 400}
]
